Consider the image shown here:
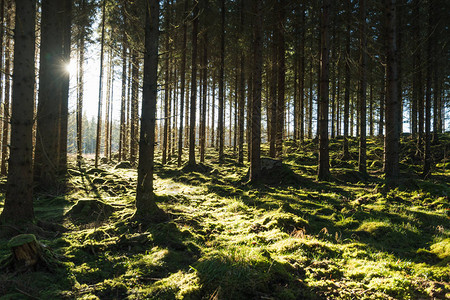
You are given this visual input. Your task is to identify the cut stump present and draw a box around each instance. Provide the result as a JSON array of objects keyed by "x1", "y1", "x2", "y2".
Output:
[{"x1": 0, "y1": 234, "x2": 56, "y2": 272}]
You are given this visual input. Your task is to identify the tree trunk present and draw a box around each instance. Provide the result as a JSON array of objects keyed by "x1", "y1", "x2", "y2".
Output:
[
  {"x1": 0, "y1": 0, "x2": 37, "y2": 225},
  {"x1": 162, "y1": 12, "x2": 170, "y2": 165},
  {"x1": 95, "y1": 0, "x2": 106, "y2": 168},
  {"x1": 275, "y1": 0, "x2": 285, "y2": 159},
  {"x1": 358, "y1": 0, "x2": 367, "y2": 174},
  {"x1": 200, "y1": 30, "x2": 208, "y2": 163},
  {"x1": 104, "y1": 47, "x2": 112, "y2": 160},
  {"x1": 423, "y1": 0, "x2": 433, "y2": 177},
  {"x1": 134, "y1": 0, "x2": 165, "y2": 222},
  {"x1": 76, "y1": 0, "x2": 85, "y2": 162},
  {"x1": 218, "y1": 0, "x2": 225, "y2": 163},
  {"x1": 269, "y1": 31, "x2": 277, "y2": 158},
  {"x1": 0, "y1": 9, "x2": 10, "y2": 176},
  {"x1": 317, "y1": 0, "x2": 331, "y2": 181},
  {"x1": 130, "y1": 51, "x2": 139, "y2": 164},
  {"x1": 343, "y1": 0, "x2": 351, "y2": 159},
  {"x1": 299, "y1": 4, "x2": 305, "y2": 142},
  {"x1": 238, "y1": 0, "x2": 245, "y2": 164},
  {"x1": 119, "y1": 2, "x2": 127, "y2": 162},
  {"x1": 34, "y1": 0, "x2": 64, "y2": 191},
  {"x1": 384, "y1": 0, "x2": 400, "y2": 184},
  {"x1": 188, "y1": 0, "x2": 199, "y2": 166},
  {"x1": 249, "y1": 0, "x2": 262, "y2": 182},
  {"x1": 178, "y1": 0, "x2": 188, "y2": 167}
]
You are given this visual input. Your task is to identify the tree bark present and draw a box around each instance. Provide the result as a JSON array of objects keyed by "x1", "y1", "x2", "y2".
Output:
[
  {"x1": 34, "y1": 0, "x2": 65, "y2": 191},
  {"x1": 342, "y1": 0, "x2": 351, "y2": 159},
  {"x1": 188, "y1": 0, "x2": 199, "y2": 166},
  {"x1": 249, "y1": 0, "x2": 262, "y2": 182},
  {"x1": 275, "y1": 0, "x2": 285, "y2": 159},
  {"x1": 358, "y1": 0, "x2": 367, "y2": 174},
  {"x1": 95, "y1": 0, "x2": 106, "y2": 168},
  {"x1": 384, "y1": 0, "x2": 400, "y2": 184},
  {"x1": 0, "y1": 0, "x2": 37, "y2": 225},
  {"x1": 177, "y1": 0, "x2": 188, "y2": 167},
  {"x1": 317, "y1": 0, "x2": 331, "y2": 181},
  {"x1": 134, "y1": 0, "x2": 165, "y2": 222},
  {"x1": 218, "y1": 0, "x2": 225, "y2": 163}
]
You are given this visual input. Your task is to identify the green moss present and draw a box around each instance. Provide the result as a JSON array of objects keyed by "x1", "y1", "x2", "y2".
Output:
[{"x1": 7, "y1": 234, "x2": 37, "y2": 248}]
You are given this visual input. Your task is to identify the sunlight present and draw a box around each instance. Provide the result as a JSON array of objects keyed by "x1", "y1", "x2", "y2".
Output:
[{"x1": 64, "y1": 60, "x2": 76, "y2": 75}]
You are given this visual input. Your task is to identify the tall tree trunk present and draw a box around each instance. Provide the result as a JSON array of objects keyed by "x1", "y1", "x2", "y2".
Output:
[
  {"x1": 423, "y1": 0, "x2": 433, "y2": 177},
  {"x1": 119, "y1": 3, "x2": 127, "y2": 161},
  {"x1": 130, "y1": 51, "x2": 139, "y2": 164},
  {"x1": 218, "y1": 0, "x2": 225, "y2": 163},
  {"x1": 0, "y1": 5, "x2": 11, "y2": 176},
  {"x1": 249, "y1": 0, "x2": 262, "y2": 182},
  {"x1": 76, "y1": 0, "x2": 85, "y2": 162},
  {"x1": 384, "y1": 0, "x2": 400, "y2": 184},
  {"x1": 210, "y1": 72, "x2": 215, "y2": 148},
  {"x1": 358, "y1": 0, "x2": 367, "y2": 174},
  {"x1": 200, "y1": 30, "x2": 208, "y2": 163},
  {"x1": 269, "y1": 31, "x2": 277, "y2": 158},
  {"x1": 34, "y1": 0, "x2": 64, "y2": 191},
  {"x1": 343, "y1": 0, "x2": 351, "y2": 158},
  {"x1": 299, "y1": 3, "x2": 305, "y2": 142},
  {"x1": 317, "y1": 0, "x2": 331, "y2": 181},
  {"x1": 162, "y1": 12, "x2": 170, "y2": 165},
  {"x1": 188, "y1": 0, "x2": 199, "y2": 166},
  {"x1": 275, "y1": 0, "x2": 285, "y2": 159},
  {"x1": 58, "y1": 0, "x2": 71, "y2": 175},
  {"x1": 95, "y1": 0, "x2": 106, "y2": 168},
  {"x1": 177, "y1": 0, "x2": 188, "y2": 167},
  {"x1": 238, "y1": 0, "x2": 245, "y2": 164},
  {"x1": 104, "y1": 47, "x2": 112, "y2": 160},
  {"x1": 0, "y1": 0, "x2": 37, "y2": 225},
  {"x1": 379, "y1": 69, "x2": 385, "y2": 137},
  {"x1": 134, "y1": 0, "x2": 165, "y2": 222}
]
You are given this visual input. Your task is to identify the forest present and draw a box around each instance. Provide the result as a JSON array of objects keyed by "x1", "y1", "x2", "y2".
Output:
[{"x1": 0, "y1": 0, "x2": 449, "y2": 299}]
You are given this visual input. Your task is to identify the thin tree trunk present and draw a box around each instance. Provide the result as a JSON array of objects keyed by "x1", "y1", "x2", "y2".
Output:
[
  {"x1": 200, "y1": 30, "x2": 207, "y2": 163},
  {"x1": 318, "y1": 0, "x2": 331, "y2": 181},
  {"x1": 104, "y1": 47, "x2": 112, "y2": 159},
  {"x1": 95, "y1": 0, "x2": 106, "y2": 168},
  {"x1": 188, "y1": 0, "x2": 199, "y2": 165},
  {"x1": 358, "y1": 0, "x2": 367, "y2": 174},
  {"x1": 119, "y1": 4, "x2": 127, "y2": 161},
  {"x1": 276, "y1": 0, "x2": 285, "y2": 159},
  {"x1": 218, "y1": 0, "x2": 225, "y2": 163},
  {"x1": 177, "y1": 0, "x2": 188, "y2": 167},
  {"x1": 0, "y1": 13, "x2": 10, "y2": 176},
  {"x1": 77, "y1": 0, "x2": 85, "y2": 162},
  {"x1": 249, "y1": 0, "x2": 262, "y2": 182},
  {"x1": 130, "y1": 51, "x2": 139, "y2": 164},
  {"x1": 343, "y1": 0, "x2": 351, "y2": 158},
  {"x1": 423, "y1": 0, "x2": 433, "y2": 177}
]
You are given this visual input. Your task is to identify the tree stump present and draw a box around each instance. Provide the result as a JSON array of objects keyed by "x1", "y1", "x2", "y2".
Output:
[{"x1": 7, "y1": 234, "x2": 43, "y2": 270}]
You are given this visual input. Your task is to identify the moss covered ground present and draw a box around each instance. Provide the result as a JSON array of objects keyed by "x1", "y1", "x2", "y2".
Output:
[{"x1": 0, "y1": 135, "x2": 449, "y2": 299}]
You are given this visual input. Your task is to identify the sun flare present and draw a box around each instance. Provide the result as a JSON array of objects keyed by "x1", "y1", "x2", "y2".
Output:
[{"x1": 65, "y1": 61, "x2": 76, "y2": 75}]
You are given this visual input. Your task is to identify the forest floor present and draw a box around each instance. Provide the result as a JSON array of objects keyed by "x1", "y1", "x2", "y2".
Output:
[{"x1": 0, "y1": 135, "x2": 449, "y2": 299}]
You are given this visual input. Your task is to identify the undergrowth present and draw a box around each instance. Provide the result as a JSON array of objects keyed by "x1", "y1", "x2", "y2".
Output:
[{"x1": 0, "y1": 135, "x2": 449, "y2": 299}]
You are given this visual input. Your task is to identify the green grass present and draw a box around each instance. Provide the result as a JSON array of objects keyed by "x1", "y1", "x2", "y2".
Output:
[{"x1": 0, "y1": 135, "x2": 449, "y2": 299}]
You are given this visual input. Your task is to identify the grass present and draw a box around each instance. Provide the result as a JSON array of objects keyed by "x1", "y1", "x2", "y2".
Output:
[{"x1": 0, "y1": 134, "x2": 449, "y2": 299}]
